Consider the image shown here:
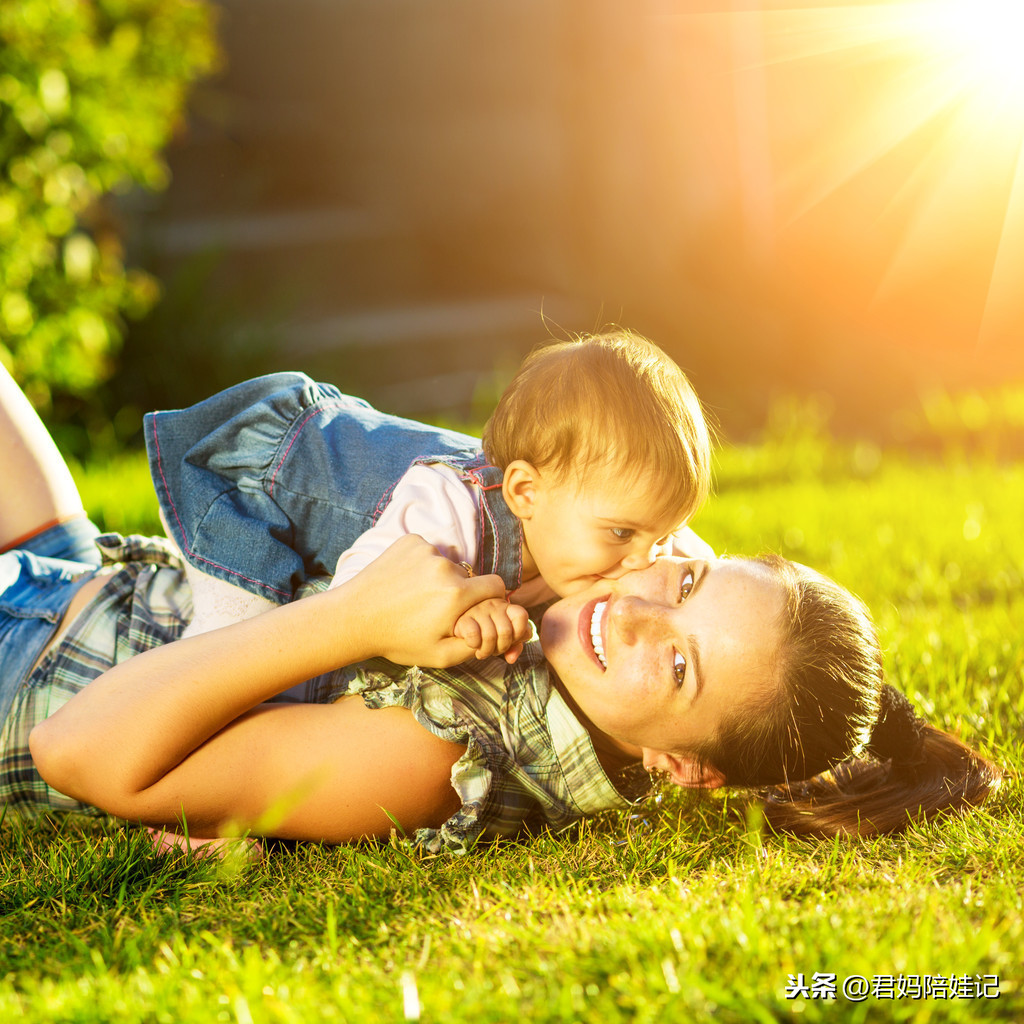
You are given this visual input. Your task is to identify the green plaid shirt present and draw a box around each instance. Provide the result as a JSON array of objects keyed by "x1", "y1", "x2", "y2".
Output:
[
  {"x1": 308, "y1": 646, "x2": 641, "y2": 854},
  {"x1": 1, "y1": 535, "x2": 639, "y2": 852},
  {"x1": 0, "y1": 534, "x2": 192, "y2": 814}
]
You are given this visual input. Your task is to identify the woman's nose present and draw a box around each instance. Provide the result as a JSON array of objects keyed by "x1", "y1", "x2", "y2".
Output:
[{"x1": 608, "y1": 594, "x2": 661, "y2": 645}]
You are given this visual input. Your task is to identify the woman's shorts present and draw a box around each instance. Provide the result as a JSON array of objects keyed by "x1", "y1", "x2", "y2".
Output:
[{"x1": 0, "y1": 516, "x2": 101, "y2": 728}]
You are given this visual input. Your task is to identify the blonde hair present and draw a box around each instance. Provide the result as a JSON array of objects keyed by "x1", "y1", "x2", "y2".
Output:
[{"x1": 482, "y1": 330, "x2": 713, "y2": 524}]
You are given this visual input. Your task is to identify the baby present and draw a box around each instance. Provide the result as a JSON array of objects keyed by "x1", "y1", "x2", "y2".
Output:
[{"x1": 144, "y1": 331, "x2": 714, "y2": 662}]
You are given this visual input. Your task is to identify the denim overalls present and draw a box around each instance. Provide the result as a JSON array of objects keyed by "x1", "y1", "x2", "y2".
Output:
[{"x1": 144, "y1": 373, "x2": 525, "y2": 602}]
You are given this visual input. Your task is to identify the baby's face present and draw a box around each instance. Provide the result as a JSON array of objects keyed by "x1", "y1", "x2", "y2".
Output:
[{"x1": 518, "y1": 465, "x2": 683, "y2": 598}]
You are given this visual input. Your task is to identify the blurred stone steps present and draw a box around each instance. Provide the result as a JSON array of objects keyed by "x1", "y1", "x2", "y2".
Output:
[
  {"x1": 120, "y1": 0, "x2": 580, "y2": 419},
  {"x1": 131, "y1": 202, "x2": 428, "y2": 310},
  {"x1": 226, "y1": 292, "x2": 582, "y2": 417},
  {"x1": 277, "y1": 295, "x2": 563, "y2": 356}
]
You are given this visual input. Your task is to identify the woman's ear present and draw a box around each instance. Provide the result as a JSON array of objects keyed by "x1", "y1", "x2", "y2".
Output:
[
  {"x1": 502, "y1": 460, "x2": 540, "y2": 521},
  {"x1": 644, "y1": 751, "x2": 726, "y2": 789}
]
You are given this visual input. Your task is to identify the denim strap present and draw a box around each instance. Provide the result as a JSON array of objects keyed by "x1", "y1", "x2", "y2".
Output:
[{"x1": 460, "y1": 456, "x2": 524, "y2": 592}]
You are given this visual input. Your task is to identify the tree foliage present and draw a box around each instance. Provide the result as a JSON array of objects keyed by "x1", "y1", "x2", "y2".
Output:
[{"x1": 0, "y1": 0, "x2": 217, "y2": 413}]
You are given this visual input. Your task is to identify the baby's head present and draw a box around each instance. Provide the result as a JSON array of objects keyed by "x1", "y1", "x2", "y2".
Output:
[{"x1": 482, "y1": 331, "x2": 712, "y2": 596}]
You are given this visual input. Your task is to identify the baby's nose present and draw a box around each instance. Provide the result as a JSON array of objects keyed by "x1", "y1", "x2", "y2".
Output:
[{"x1": 619, "y1": 544, "x2": 659, "y2": 572}]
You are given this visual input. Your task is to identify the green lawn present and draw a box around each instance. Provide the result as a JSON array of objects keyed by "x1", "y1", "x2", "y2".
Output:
[{"x1": 2, "y1": 428, "x2": 1021, "y2": 1023}]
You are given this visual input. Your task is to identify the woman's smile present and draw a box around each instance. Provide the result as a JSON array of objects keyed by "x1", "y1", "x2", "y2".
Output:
[{"x1": 579, "y1": 597, "x2": 610, "y2": 670}]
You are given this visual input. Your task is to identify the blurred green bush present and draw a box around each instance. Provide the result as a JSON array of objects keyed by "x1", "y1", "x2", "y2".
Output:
[{"x1": 0, "y1": 0, "x2": 217, "y2": 446}]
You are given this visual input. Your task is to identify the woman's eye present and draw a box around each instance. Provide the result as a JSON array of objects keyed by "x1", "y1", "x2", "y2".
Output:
[
  {"x1": 673, "y1": 650, "x2": 687, "y2": 687},
  {"x1": 679, "y1": 569, "x2": 695, "y2": 601},
  {"x1": 611, "y1": 528, "x2": 635, "y2": 541}
]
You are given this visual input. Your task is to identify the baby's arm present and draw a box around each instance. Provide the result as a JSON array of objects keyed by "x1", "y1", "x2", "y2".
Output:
[
  {"x1": 329, "y1": 464, "x2": 529, "y2": 662},
  {"x1": 329, "y1": 463, "x2": 480, "y2": 588},
  {"x1": 326, "y1": 464, "x2": 531, "y2": 663},
  {"x1": 170, "y1": 464, "x2": 482, "y2": 639}
]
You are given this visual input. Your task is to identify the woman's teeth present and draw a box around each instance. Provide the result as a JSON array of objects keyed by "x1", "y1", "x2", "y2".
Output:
[{"x1": 590, "y1": 601, "x2": 607, "y2": 667}]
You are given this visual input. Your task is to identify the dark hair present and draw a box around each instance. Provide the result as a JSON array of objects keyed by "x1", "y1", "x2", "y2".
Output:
[{"x1": 695, "y1": 554, "x2": 1002, "y2": 836}]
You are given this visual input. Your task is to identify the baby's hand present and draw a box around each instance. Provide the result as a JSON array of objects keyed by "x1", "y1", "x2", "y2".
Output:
[{"x1": 454, "y1": 598, "x2": 530, "y2": 664}]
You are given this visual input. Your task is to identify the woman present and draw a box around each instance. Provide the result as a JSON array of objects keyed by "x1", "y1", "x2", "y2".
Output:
[{"x1": 1, "y1": 367, "x2": 1001, "y2": 851}]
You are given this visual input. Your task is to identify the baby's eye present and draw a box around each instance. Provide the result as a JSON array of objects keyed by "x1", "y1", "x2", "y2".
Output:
[
  {"x1": 673, "y1": 650, "x2": 687, "y2": 688},
  {"x1": 679, "y1": 569, "x2": 695, "y2": 601},
  {"x1": 610, "y1": 528, "x2": 635, "y2": 541}
]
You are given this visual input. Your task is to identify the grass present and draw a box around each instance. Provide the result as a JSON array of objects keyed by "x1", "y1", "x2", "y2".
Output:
[{"x1": 2, "y1": 421, "x2": 1022, "y2": 1022}]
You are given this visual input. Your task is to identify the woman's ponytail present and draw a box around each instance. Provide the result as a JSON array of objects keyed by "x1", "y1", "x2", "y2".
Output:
[
  {"x1": 865, "y1": 684, "x2": 927, "y2": 769},
  {"x1": 758, "y1": 719, "x2": 1002, "y2": 837}
]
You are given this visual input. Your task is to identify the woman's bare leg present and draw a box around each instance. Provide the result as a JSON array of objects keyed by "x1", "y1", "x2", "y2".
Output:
[{"x1": 0, "y1": 363, "x2": 85, "y2": 550}]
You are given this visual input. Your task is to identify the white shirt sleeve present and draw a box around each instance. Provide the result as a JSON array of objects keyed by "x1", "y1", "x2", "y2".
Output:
[
  {"x1": 328, "y1": 463, "x2": 481, "y2": 588},
  {"x1": 157, "y1": 513, "x2": 277, "y2": 639},
  {"x1": 179, "y1": 565, "x2": 278, "y2": 638}
]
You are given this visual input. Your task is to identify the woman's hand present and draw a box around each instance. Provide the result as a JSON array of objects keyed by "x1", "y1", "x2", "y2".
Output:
[{"x1": 335, "y1": 534, "x2": 513, "y2": 668}]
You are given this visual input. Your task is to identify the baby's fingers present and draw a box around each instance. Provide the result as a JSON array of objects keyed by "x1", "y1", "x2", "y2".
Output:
[
  {"x1": 453, "y1": 599, "x2": 531, "y2": 662},
  {"x1": 486, "y1": 602, "x2": 532, "y2": 659},
  {"x1": 503, "y1": 641, "x2": 525, "y2": 665},
  {"x1": 431, "y1": 635, "x2": 500, "y2": 669},
  {"x1": 471, "y1": 613, "x2": 501, "y2": 659},
  {"x1": 454, "y1": 612, "x2": 483, "y2": 650},
  {"x1": 506, "y1": 602, "x2": 530, "y2": 640}
]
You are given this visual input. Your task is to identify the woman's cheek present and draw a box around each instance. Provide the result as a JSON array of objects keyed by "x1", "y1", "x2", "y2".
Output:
[
  {"x1": 539, "y1": 607, "x2": 572, "y2": 664},
  {"x1": 612, "y1": 658, "x2": 656, "y2": 702}
]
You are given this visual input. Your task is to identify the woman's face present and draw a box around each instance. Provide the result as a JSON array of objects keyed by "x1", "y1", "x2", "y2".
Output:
[{"x1": 540, "y1": 556, "x2": 787, "y2": 776}]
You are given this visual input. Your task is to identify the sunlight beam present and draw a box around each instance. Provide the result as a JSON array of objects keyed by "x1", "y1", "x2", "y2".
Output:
[{"x1": 731, "y1": 0, "x2": 1024, "y2": 344}]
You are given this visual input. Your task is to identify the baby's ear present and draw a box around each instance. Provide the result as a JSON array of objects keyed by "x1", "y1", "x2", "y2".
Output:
[
  {"x1": 644, "y1": 751, "x2": 725, "y2": 789},
  {"x1": 502, "y1": 460, "x2": 540, "y2": 520}
]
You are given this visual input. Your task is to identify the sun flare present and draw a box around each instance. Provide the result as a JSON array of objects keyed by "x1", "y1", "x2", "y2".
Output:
[
  {"x1": 731, "y1": 0, "x2": 1024, "y2": 345},
  {"x1": 912, "y1": 0, "x2": 1024, "y2": 109}
]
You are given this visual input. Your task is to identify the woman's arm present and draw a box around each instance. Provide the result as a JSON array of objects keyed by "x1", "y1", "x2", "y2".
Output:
[{"x1": 30, "y1": 536, "x2": 505, "y2": 841}]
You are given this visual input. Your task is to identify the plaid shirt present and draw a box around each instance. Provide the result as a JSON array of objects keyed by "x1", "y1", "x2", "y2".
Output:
[
  {"x1": 0, "y1": 534, "x2": 192, "y2": 813},
  {"x1": 1, "y1": 535, "x2": 640, "y2": 852},
  {"x1": 308, "y1": 644, "x2": 642, "y2": 853}
]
